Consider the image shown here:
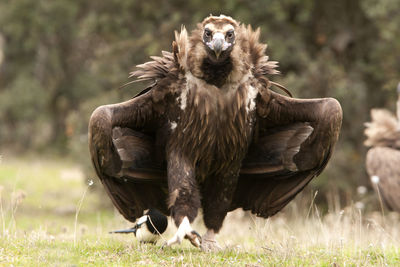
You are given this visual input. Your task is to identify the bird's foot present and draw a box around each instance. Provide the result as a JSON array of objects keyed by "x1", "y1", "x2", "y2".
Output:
[
  {"x1": 201, "y1": 229, "x2": 222, "y2": 252},
  {"x1": 163, "y1": 217, "x2": 201, "y2": 248}
]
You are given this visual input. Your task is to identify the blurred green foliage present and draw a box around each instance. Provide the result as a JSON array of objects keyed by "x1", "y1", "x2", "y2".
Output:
[{"x1": 0, "y1": 0, "x2": 399, "y2": 201}]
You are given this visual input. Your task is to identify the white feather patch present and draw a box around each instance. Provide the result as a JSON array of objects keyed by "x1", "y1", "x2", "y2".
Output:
[
  {"x1": 179, "y1": 85, "x2": 188, "y2": 111},
  {"x1": 180, "y1": 72, "x2": 199, "y2": 110},
  {"x1": 177, "y1": 217, "x2": 191, "y2": 237},
  {"x1": 246, "y1": 85, "x2": 258, "y2": 113},
  {"x1": 137, "y1": 215, "x2": 148, "y2": 225},
  {"x1": 136, "y1": 226, "x2": 157, "y2": 243},
  {"x1": 170, "y1": 121, "x2": 177, "y2": 130},
  {"x1": 135, "y1": 215, "x2": 158, "y2": 243}
]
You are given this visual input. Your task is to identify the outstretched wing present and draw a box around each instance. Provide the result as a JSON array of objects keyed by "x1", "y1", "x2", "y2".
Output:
[
  {"x1": 232, "y1": 90, "x2": 342, "y2": 217},
  {"x1": 366, "y1": 146, "x2": 400, "y2": 212},
  {"x1": 89, "y1": 28, "x2": 188, "y2": 223},
  {"x1": 89, "y1": 90, "x2": 169, "y2": 223}
]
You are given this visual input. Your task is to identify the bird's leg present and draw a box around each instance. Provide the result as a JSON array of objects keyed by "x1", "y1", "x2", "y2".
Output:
[
  {"x1": 164, "y1": 151, "x2": 201, "y2": 248},
  {"x1": 200, "y1": 169, "x2": 239, "y2": 252}
]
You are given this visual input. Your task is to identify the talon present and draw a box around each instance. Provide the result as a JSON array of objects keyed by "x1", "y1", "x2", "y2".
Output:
[{"x1": 185, "y1": 230, "x2": 202, "y2": 247}]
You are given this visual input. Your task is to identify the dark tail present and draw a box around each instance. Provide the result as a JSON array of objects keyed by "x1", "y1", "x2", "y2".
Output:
[{"x1": 109, "y1": 227, "x2": 137, "y2": 234}]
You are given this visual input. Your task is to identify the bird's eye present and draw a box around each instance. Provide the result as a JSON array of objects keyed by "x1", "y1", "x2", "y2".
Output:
[
  {"x1": 204, "y1": 29, "x2": 212, "y2": 38},
  {"x1": 226, "y1": 31, "x2": 234, "y2": 39}
]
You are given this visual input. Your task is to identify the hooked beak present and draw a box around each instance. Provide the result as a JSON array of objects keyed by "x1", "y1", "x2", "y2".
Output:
[{"x1": 207, "y1": 32, "x2": 231, "y2": 59}]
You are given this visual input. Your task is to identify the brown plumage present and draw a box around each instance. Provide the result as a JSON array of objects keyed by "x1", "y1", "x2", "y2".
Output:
[
  {"x1": 89, "y1": 15, "x2": 342, "y2": 250},
  {"x1": 365, "y1": 84, "x2": 400, "y2": 212}
]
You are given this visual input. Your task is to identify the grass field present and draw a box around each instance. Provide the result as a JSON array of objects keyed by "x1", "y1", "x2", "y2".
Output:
[{"x1": 0, "y1": 157, "x2": 399, "y2": 266}]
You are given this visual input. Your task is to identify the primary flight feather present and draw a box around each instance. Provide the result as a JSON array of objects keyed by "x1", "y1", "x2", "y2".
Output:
[{"x1": 89, "y1": 14, "x2": 342, "y2": 251}]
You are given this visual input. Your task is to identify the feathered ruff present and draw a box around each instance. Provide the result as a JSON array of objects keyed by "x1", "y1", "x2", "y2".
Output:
[
  {"x1": 173, "y1": 26, "x2": 189, "y2": 71},
  {"x1": 128, "y1": 51, "x2": 177, "y2": 83},
  {"x1": 364, "y1": 108, "x2": 400, "y2": 148},
  {"x1": 239, "y1": 24, "x2": 290, "y2": 96},
  {"x1": 241, "y1": 25, "x2": 279, "y2": 76}
]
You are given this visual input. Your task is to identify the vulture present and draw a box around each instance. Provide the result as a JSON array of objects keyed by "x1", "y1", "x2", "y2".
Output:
[
  {"x1": 364, "y1": 83, "x2": 400, "y2": 212},
  {"x1": 89, "y1": 15, "x2": 342, "y2": 251}
]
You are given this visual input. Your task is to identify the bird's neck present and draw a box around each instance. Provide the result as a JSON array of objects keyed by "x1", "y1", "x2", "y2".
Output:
[{"x1": 200, "y1": 57, "x2": 233, "y2": 88}]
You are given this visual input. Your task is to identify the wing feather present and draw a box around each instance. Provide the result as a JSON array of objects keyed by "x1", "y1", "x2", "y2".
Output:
[
  {"x1": 89, "y1": 86, "x2": 170, "y2": 222},
  {"x1": 233, "y1": 90, "x2": 342, "y2": 217}
]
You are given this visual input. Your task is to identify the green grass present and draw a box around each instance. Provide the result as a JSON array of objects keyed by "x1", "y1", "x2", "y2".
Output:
[{"x1": 0, "y1": 157, "x2": 399, "y2": 266}]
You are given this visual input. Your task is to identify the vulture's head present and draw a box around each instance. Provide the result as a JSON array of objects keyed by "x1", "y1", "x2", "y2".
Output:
[
  {"x1": 200, "y1": 15, "x2": 239, "y2": 63},
  {"x1": 185, "y1": 15, "x2": 239, "y2": 63},
  {"x1": 183, "y1": 15, "x2": 266, "y2": 84}
]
